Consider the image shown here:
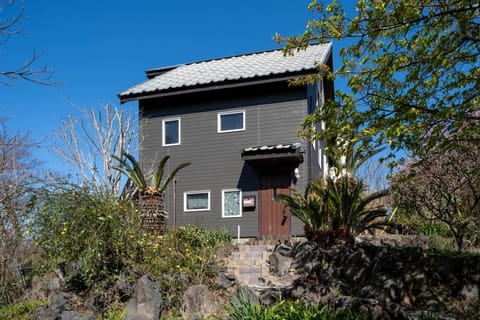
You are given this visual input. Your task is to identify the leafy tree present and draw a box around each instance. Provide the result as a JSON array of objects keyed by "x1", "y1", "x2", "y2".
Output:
[
  {"x1": 0, "y1": 0, "x2": 54, "y2": 85},
  {"x1": 390, "y1": 141, "x2": 480, "y2": 251},
  {"x1": 276, "y1": 0, "x2": 479, "y2": 158}
]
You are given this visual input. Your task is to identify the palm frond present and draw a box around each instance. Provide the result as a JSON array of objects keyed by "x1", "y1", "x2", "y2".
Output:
[
  {"x1": 151, "y1": 155, "x2": 170, "y2": 189},
  {"x1": 112, "y1": 152, "x2": 147, "y2": 189},
  {"x1": 159, "y1": 161, "x2": 191, "y2": 193}
]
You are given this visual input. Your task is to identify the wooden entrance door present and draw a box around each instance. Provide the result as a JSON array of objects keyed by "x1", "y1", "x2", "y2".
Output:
[{"x1": 259, "y1": 173, "x2": 291, "y2": 238}]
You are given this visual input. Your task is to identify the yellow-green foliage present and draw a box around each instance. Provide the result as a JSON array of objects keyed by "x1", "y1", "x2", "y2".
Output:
[
  {"x1": 31, "y1": 183, "x2": 231, "y2": 313},
  {"x1": 32, "y1": 186, "x2": 146, "y2": 288},
  {"x1": 144, "y1": 225, "x2": 231, "y2": 310},
  {"x1": 96, "y1": 309, "x2": 126, "y2": 320},
  {"x1": 0, "y1": 301, "x2": 45, "y2": 320}
]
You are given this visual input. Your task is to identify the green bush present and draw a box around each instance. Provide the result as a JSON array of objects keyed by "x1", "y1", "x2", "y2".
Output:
[
  {"x1": 418, "y1": 222, "x2": 449, "y2": 236},
  {"x1": 32, "y1": 182, "x2": 230, "y2": 312},
  {"x1": 226, "y1": 287, "x2": 265, "y2": 320},
  {"x1": 0, "y1": 300, "x2": 45, "y2": 320},
  {"x1": 226, "y1": 288, "x2": 368, "y2": 320},
  {"x1": 144, "y1": 225, "x2": 231, "y2": 311},
  {"x1": 273, "y1": 301, "x2": 368, "y2": 320},
  {"x1": 32, "y1": 185, "x2": 146, "y2": 288},
  {"x1": 97, "y1": 309, "x2": 126, "y2": 320}
]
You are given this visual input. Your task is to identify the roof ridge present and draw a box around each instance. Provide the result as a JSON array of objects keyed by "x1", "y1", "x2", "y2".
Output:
[{"x1": 145, "y1": 43, "x2": 326, "y2": 75}]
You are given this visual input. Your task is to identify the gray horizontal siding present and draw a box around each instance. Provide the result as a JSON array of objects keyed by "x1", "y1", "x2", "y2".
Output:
[{"x1": 139, "y1": 86, "x2": 310, "y2": 237}]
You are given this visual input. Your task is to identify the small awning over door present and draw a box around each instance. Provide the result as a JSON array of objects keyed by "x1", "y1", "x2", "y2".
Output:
[{"x1": 241, "y1": 143, "x2": 303, "y2": 169}]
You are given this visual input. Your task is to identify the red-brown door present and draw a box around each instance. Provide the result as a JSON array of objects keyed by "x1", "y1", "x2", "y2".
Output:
[{"x1": 259, "y1": 173, "x2": 291, "y2": 238}]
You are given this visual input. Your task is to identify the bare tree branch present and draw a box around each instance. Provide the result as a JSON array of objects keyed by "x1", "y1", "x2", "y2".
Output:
[
  {"x1": 0, "y1": 0, "x2": 57, "y2": 85},
  {"x1": 52, "y1": 105, "x2": 138, "y2": 195},
  {"x1": 0, "y1": 116, "x2": 39, "y2": 303}
]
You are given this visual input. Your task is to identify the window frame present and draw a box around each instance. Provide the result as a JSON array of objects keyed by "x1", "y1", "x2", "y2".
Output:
[
  {"x1": 162, "y1": 117, "x2": 181, "y2": 146},
  {"x1": 183, "y1": 190, "x2": 211, "y2": 212},
  {"x1": 222, "y1": 189, "x2": 242, "y2": 218},
  {"x1": 217, "y1": 110, "x2": 245, "y2": 133}
]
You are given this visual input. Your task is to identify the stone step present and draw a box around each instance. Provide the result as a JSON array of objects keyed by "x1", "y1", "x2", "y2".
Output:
[
  {"x1": 224, "y1": 237, "x2": 303, "y2": 289},
  {"x1": 225, "y1": 243, "x2": 287, "y2": 288}
]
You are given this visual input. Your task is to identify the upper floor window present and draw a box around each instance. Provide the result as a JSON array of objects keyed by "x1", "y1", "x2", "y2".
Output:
[
  {"x1": 217, "y1": 110, "x2": 245, "y2": 133},
  {"x1": 163, "y1": 118, "x2": 180, "y2": 146}
]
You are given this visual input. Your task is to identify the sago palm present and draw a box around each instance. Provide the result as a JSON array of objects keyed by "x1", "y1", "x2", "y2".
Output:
[
  {"x1": 113, "y1": 152, "x2": 190, "y2": 233},
  {"x1": 326, "y1": 175, "x2": 390, "y2": 243},
  {"x1": 276, "y1": 178, "x2": 333, "y2": 242},
  {"x1": 276, "y1": 139, "x2": 390, "y2": 245},
  {"x1": 113, "y1": 152, "x2": 190, "y2": 195}
]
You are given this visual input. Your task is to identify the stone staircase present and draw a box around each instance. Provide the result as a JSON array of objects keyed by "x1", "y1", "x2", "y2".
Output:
[{"x1": 224, "y1": 239, "x2": 300, "y2": 289}]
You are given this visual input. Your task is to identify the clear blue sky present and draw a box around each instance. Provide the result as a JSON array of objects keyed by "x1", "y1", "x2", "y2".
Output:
[{"x1": 0, "y1": 0, "x2": 329, "y2": 171}]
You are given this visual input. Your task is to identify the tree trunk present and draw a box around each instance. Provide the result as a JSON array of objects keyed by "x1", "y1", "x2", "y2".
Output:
[{"x1": 139, "y1": 192, "x2": 167, "y2": 234}]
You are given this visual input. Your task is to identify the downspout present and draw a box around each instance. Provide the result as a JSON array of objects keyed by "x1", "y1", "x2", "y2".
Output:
[{"x1": 307, "y1": 94, "x2": 314, "y2": 184}]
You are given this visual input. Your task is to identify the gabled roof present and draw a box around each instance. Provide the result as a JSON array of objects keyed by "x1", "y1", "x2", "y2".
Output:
[{"x1": 119, "y1": 42, "x2": 332, "y2": 103}]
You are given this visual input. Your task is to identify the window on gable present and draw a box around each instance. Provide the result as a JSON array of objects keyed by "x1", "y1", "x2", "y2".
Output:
[
  {"x1": 163, "y1": 118, "x2": 180, "y2": 146},
  {"x1": 218, "y1": 110, "x2": 245, "y2": 133},
  {"x1": 222, "y1": 189, "x2": 242, "y2": 218},
  {"x1": 184, "y1": 191, "x2": 210, "y2": 212}
]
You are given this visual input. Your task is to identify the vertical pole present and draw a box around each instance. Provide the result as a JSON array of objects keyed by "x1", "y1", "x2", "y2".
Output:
[
  {"x1": 237, "y1": 225, "x2": 240, "y2": 244},
  {"x1": 173, "y1": 179, "x2": 177, "y2": 228}
]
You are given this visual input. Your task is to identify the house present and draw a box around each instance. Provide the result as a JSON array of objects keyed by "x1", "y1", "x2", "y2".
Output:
[{"x1": 119, "y1": 43, "x2": 334, "y2": 239}]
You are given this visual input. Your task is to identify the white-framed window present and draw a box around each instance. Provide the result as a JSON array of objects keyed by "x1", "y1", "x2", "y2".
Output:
[
  {"x1": 217, "y1": 110, "x2": 245, "y2": 133},
  {"x1": 162, "y1": 118, "x2": 180, "y2": 146},
  {"x1": 184, "y1": 191, "x2": 210, "y2": 212},
  {"x1": 222, "y1": 189, "x2": 242, "y2": 218}
]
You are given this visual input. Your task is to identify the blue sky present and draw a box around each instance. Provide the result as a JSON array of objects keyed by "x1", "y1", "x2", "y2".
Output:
[{"x1": 0, "y1": 0, "x2": 329, "y2": 171}]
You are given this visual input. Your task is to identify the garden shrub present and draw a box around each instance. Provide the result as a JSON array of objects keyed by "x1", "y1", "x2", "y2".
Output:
[
  {"x1": 143, "y1": 225, "x2": 231, "y2": 311},
  {"x1": 226, "y1": 288, "x2": 368, "y2": 320},
  {"x1": 0, "y1": 300, "x2": 45, "y2": 320},
  {"x1": 97, "y1": 308, "x2": 126, "y2": 320},
  {"x1": 418, "y1": 222, "x2": 450, "y2": 237},
  {"x1": 32, "y1": 185, "x2": 146, "y2": 288},
  {"x1": 32, "y1": 183, "x2": 230, "y2": 312}
]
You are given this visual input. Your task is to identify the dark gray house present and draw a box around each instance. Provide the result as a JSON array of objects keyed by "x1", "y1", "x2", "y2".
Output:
[{"x1": 119, "y1": 43, "x2": 334, "y2": 239}]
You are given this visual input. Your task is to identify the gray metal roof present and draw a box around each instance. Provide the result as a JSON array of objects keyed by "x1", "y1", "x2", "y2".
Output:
[
  {"x1": 241, "y1": 143, "x2": 303, "y2": 165},
  {"x1": 242, "y1": 143, "x2": 302, "y2": 154},
  {"x1": 119, "y1": 42, "x2": 332, "y2": 102}
]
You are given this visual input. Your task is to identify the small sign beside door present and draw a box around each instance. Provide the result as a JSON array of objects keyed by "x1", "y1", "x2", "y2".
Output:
[{"x1": 242, "y1": 196, "x2": 256, "y2": 209}]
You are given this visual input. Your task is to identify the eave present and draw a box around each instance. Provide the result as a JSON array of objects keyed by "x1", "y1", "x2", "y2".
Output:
[{"x1": 118, "y1": 70, "x2": 317, "y2": 104}]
